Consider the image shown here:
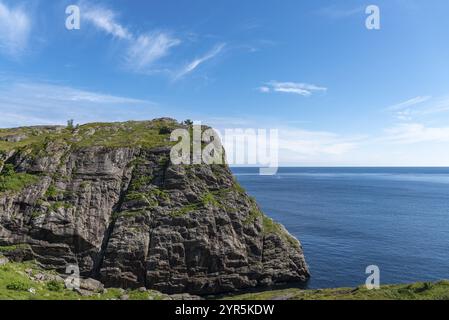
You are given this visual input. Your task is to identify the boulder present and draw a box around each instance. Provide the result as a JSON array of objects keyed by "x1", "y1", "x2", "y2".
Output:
[
  {"x1": 79, "y1": 278, "x2": 104, "y2": 292},
  {"x1": 0, "y1": 256, "x2": 8, "y2": 266}
]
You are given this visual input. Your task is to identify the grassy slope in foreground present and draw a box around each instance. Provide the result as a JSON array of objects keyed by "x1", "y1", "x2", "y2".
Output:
[
  {"x1": 1, "y1": 258, "x2": 449, "y2": 300},
  {"x1": 0, "y1": 259, "x2": 168, "y2": 300},
  {"x1": 224, "y1": 281, "x2": 449, "y2": 300}
]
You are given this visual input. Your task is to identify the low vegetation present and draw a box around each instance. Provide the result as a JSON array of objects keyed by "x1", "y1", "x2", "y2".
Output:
[
  {"x1": 0, "y1": 164, "x2": 39, "y2": 193},
  {"x1": 0, "y1": 259, "x2": 168, "y2": 300},
  {"x1": 1, "y1": 258, "x2": 448, "y2": 300},
  {"x1": 224, "y1": 281, "x2": 449, "y2": 300},
  {"x1": 0, "y1": 119, "x2": 180, "y2": 155},
  {"x1": 171, "y1": 203, "x2": 202, "y2": 217},
  {"x1": 0, "y1": 244, "x2": 30, "y2": 253}
]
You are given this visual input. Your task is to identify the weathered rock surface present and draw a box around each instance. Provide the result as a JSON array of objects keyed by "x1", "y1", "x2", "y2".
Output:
[{"x1": 0, "y1": 119, "x2": 309, "y2": 295}]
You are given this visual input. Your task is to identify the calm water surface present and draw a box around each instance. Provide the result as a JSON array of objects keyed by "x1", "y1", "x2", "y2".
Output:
[{"x1": 232, "y1": 167, "x2": 449, "y2": 289}]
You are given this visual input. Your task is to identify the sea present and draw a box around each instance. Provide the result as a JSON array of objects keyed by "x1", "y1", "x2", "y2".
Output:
[{"x1": 232, "y1": 167, "x2": 449, "y2": 289}]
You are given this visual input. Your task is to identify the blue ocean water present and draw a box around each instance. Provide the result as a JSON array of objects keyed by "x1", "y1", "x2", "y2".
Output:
[{"x1": 232, "y1": 167, "x2": 449, "y2": 289}]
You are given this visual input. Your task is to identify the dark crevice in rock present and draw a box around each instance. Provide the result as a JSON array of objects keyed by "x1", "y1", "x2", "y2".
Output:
[
  {"x1": 144, "y1": 222, "x2": 156, "y2": 289},
  {"x1": 92, "y1": 159, "x2": 136, "y2": 278},
  {"x1": 92, "y1": 219, "x2": 116, "y2": 278}
]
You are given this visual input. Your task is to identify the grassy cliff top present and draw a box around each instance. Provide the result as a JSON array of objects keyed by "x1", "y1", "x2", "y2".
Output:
[{"x1": 0, "y1": 118, "x2": 183, "y2": 153}]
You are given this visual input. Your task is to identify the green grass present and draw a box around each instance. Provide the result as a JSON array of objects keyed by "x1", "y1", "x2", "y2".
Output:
[
  {"x1": 171, "y1": 203, "x2": 202, "y2": 217},
  {"x1": 233, "y1": 181, "x2": 246, "y2": 194},
  {"x1": 243, "y1": 208, "x2": 261, "y2": 225},
  {"x1": 170, "y1": 191, "x2": 223, "y2": 217},
  {"x1": 0, "y1": 244, "x2": 30, "y2": 253},
  {"x1": 200, "y1": 192, "x2": 220, "y2": 207},
  {"x1": 261, "y1": 215, "x2": 299, "y2": 248},
  {"x1": 0, "y1": 260, "x2": 169, "y2": 300},
  {"x1": 48, "y1": 201, "x2": 74, "y2": 212},
  {"x1": 151, "y1": 189, "x2": 170, "y2": 202},
  {"x1": 224, "y1": 281, "x2": 449, "y2": 300},
  {"x1": 124, "y1": 192, "x2": 156, "y2": 205},
  {"x1": 0, "y1": 128, "x2": 55, "y2": 153},
  {"x1": 125, "y1": 189, "x2": 168, "y2": 207},
  {"x1": 46, "y1": 280, "x2": 64, "y2": 292},
  {"x1": 1, "y1": 259, "x2": 448, "y2": 300},
  {"x1": 0, "y1": 261, "x2": 79, "y2": 300},
  {"x1": 44, "y1": 185, "x2": 60, "y2": 199},
  {"x1": 128, "y1": 175, "x2": 154, "y2": 191},
  {"x1": 0, "y1": 119, "x2": 180, "y2": 155},
  {"x1": 0, "y1": 164, "x2": 39, "y2": 194},
  {"x1": 72, "y1": 121, "x2": 176, "y2": 149}
]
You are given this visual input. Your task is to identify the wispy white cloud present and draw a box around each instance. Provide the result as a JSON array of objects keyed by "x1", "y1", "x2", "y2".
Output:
[
  {"x1": 175, "y1": 43, "x2": 226, "y2": 80},
  {"x1": 206, "y1": 117, "x2": 362, "y2": 165},
  {"x1": 83, "y1": 6, "x2": 131, "y2": 39},
  {"x1": 206, "y1": 113, "x2": 449, "y2": 166},
  {"x1": 81, "y1": 3, "x2": 232, "y2": 77},
  {"x1": 386, "y1": 96, "x2": 432, "y2": 121},
  {"x1": 0, "y1": 80, "x2": 156, "y2": 127},
  {"x1": 0, "y1": 1, "x2": 31, "y2": 57},
  {"x1": 419, "y1": 97, "x2": 449, "y2": 115},
  {"x1": 81, "y1": 3, "x2": 181, "y2": 73},
  {"x1": 318, "y1": 5, "x2": 364, "y2": 19},
  {"x1": 259, "y1": 81, "x2": 327, "y2": 96},
  {"x1": 386, "y1": 96, "x2": 449, "y2": 120},
  {"x1": 387, "y1": 96, "x2": 432, "y2": 111},
  {"x1": 15, "y1": 82, "x2": 149, "y2": 104},
  {"x1": 279, "y1": 128, "x2": 360, "y2": 156},
  {"x1": 384, "y1": 123, "x2": 449, "y2": 144},
  {"x1": 126, "y1": 33, "x2": 181, "y2": 73}
]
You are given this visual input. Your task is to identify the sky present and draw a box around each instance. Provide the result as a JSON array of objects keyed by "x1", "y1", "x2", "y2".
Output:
[{"x1": 0, "y1": 0, "x2": 449, "y2": 166}]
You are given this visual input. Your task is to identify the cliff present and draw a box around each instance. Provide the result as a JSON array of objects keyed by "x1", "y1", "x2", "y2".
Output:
[{"x1": 0, "y1": 119, "x2": 309, "y2": 295}]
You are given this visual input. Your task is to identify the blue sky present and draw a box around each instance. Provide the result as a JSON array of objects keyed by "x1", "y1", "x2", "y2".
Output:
[{"x1": 0, "y1": 0, "x2": 449, "y2": 166}]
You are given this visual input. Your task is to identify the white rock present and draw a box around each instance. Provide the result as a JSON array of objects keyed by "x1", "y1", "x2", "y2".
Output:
[{"x1": 0, "y1": 256, "x2": 8, "y2": 266}]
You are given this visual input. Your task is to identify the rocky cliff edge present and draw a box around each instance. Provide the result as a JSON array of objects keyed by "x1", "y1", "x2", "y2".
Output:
[{"x1": 0, "y1": 119, "x2": 309, "y2": 295}]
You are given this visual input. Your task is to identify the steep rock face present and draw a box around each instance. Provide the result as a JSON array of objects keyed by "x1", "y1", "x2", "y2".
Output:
[{"x1": 0, "y1": 120, "x2": 309, "y2": 295}]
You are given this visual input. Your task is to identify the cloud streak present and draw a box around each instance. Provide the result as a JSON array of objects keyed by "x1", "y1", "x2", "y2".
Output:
[
  {"x1": 79, "y1": 3, "x2": 233, "y2": 78},
  {"x1": 279, "y1": 128, "x2": 360, "y2": 157},
  {"x1": 318, "y1": 5, "x2": 364, "y2": 19},
  {"x1": 386, "y1": 96, "x2": 449, "y2": 120},
  {"x1": 259, "y1": 81, "x2": 327, "y2": 96},
  {"x1": 126, "y1": 33, "x2": 181, "y2": 73},
  {"x1": 205, "y1": 117, "x2": 362, "y2": 165},
  {"x1": 175, "y1": 43, "x2": 226, "y2": 80},
  {"x1": 384, "y1": 123, "x2": 449, "y2": 144},
  {"x1": 387, "y1": 96, "x2": 432, "y2": 111},
  {"x1": 83, "y1": 6, "x2": 131, "y2": 39},
  {"x1": 0, "y1": 80, "x2": 156, "y2": 127},
  {"x1": 82, "y1": 3, "x2": 181, "y2": 73}
]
